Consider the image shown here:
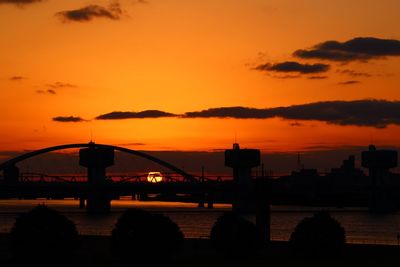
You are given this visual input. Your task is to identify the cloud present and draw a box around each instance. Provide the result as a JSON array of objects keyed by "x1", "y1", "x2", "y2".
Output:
[
  {"x1": 254, "y1": 61, "x2": 330, "y2": 74},
  {"x1": 337, "y1": 69, "x2": 372, "y2": 77},
  {"x1": 338, "y1": 80, "x2": 360, "y2": 85},
  {"x1": 289, "y1": 122, "x2": 304, "y2": 127},
  {"x1": 0, "y1": 0, "x2": 42, "y2": 6},
  {"x1": 184, "y1": 107, "x2": 273, "y2": 119},
  {"x1": 308, "y1": 76, "x2": 328, "y2": 80},
  {"x1": 56, "y1": 3, "x2": 122, "y2": 22},
  {"x1": 294, "y1": 37, "x2": 400, "y2": 62},
  {"x1": 36, "y1": 81, "x2": 77, "y2": 95},
  {"x1": 52, "y1": 116, "x2": 86, "y2": 122},
  {"x1": 47, "y1": 82, "x2": 77, "y2": 89},
  {"x1": 9, "y1": 76, "x2": 26, "y2": 81},
  {"x1": 183, "y1": 99, "x2": 400, "y2": 128},
  {"x1": 96, "y1": 110, "x2": 177, "y2": 120},
  {"x1": 36, "y1": 89, "x2": 56, "y2": 94}
]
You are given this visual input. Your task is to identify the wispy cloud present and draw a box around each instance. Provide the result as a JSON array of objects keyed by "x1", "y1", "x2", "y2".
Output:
[
  {"x1": 289, "y1": 122, "x2": 304, "y2": 127},
  {"x1": 96, "y1": 110, "x2": 177, "y2": 120},
  {"x1": 294, "y1": 37, "x2": 400, "y2": 62},
  {"x1": 337, "y1": 80, "x2": 360, "y2": 85},
  {"x1": 36, "y1": 89, "x2": 56, "y2": 95},
  {"x1": 308, "y1": 76, "x2": 328, "y2": 80},
  {"x1": 337, "y1": 69, "x2": 372, "y2": 78},
  {"x1": 47, "y1": 82, "x2": 77, "y2": 89},
  {"x1": 9, "y1": 76, "x2": 26, "y2": 81},
  {"x1": 52, "y1": 116, "x2": 86, "y2": 122},
  {"x1": 254, "y1": 61, "x2": 330, "y2": 74},
  {"x1": 0, "y1": 0, "x2": 42, "y2": 6},
  {"x1": 56, "y1": 2, "x2": 122, "y2": 22}
]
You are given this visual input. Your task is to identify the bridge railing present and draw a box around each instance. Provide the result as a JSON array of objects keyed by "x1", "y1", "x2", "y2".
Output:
[{"x1": 13, "y1": 173, "x2": 234, "y2": 184}]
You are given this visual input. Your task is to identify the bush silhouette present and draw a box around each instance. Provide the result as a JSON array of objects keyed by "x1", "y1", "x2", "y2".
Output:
[
  {"x1": 9, "y1": 204, "x2": 78, "y2": 261},
  {"x1": 210, "y1": 212, "x2": 263, "y2": 255},
  {"x1": 289, "y1": 211, "x2": 346, "y2": 255},
  {"x1": 111, "y1": 208, "x2": 184, "y2": 262}
]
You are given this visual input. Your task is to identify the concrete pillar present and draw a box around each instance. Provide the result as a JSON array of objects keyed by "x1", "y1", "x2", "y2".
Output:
[
  {"x1": 79, "y1": 197, "x2": 86, "y2": 209},
  {"x1": 79, "y1": 143, "x2": 114, "y2": 214},
  {"x1": 255, "y1": 177, "x2": 271, "y2": 245},
  {"x1": 225, "y1": 143, "x2": 260, "y2": 214}
]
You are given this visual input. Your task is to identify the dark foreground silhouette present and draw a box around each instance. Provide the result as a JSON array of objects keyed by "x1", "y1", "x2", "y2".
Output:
[
  {"x1": 210, "y1": 212, "x2": 263, "y2": 256},
  {"x1": 289, "y1": 211, "x2": 346, "y2": 255},
  {"x1": 110, "y1": 208, "x2": 184, "y2": 262},
  {"x1": 9, "y1": 204, "x2": 78, "y2": 262}
]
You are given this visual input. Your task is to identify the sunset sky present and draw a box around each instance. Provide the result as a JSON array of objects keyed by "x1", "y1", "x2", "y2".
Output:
[{"x1": 1, "y1": 0, "x2": 400, "y2": 155}]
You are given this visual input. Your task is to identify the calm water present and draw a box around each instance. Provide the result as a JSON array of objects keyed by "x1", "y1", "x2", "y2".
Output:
[{"x1": 0, "y1": 199, "x2": 399, "y2": 245}]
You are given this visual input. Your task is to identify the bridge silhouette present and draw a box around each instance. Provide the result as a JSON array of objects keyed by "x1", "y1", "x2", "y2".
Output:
[
  {"x1": 0, "y1": 142, "x2": 247, "y2": 214},
  {"x1": 0, "y1": 143, "x2": 195, "y2": 181}
]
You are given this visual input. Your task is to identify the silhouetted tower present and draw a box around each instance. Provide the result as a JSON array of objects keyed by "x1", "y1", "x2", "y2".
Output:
[
  {"x1": 79, "y1": 142, "x2": 114, "y2": 213},
  {"x1": 362, "y1": 145, "x2": 397, "y2": 213},
  {"x1": 225, "y1": 143, "x2": 260, "y2": 213}
]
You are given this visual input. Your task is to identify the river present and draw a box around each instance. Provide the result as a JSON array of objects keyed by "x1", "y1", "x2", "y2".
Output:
[{"x1": 0, "y1": 199, "x2": 399, "y2": 245}]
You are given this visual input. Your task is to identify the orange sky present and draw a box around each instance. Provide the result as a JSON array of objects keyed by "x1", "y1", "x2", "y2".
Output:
[{"x1": 1, "y1": 0, "x2": 400, "y2": 152}]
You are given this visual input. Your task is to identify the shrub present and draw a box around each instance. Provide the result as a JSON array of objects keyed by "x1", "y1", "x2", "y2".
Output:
[
  {"x1": 9, "y1": 204, "x2": 78, "y2": 262},
  {"x1": 110, "y1": 208, "x2": 184, "y2": 262},
  {"x1": 210, "y1": 212, "x2": 263, "y2": 256},
  {"x1": 289, "y1": 211, "x2": 346, "y2": 255}
]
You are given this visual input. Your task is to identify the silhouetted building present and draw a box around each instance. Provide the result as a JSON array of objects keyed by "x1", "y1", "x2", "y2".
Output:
[{"x1": 362, "y1": 145, "x2": 398, "y2": 213}]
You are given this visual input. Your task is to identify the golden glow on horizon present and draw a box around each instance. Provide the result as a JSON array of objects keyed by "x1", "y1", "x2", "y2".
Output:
[{"x1": 0, "y1": 0, "x2": 400, "y2": 152}]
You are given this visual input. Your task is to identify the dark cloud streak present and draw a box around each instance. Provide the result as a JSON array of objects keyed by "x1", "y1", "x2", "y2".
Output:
[
  {"x1": 47, "y1": 82, "x2": 77, "y2": 89},
  {"x1": 338, "y1": 80, "x2": 360, "y2": 85},
  {"x1": 294, "y1": 37, "x2": 400, "y2": 62},
  {"x1": 0, "y1": 0, "x2": 42, "y2": 6},
  {"x1": 96, "y1": 110, "x2": 177, "y2": 120},
  {"x1": 36, "y1": 89, "x2": 56, "y2": 95},
  {"x1": 9, "y1": 76, "x2": 25, "y2": 81},
  {"x1": 254, "y1": 61, "x2": 329, "y2": 74},
  {"x1": 52, "y1": 116, "x2": 86, "y2": 122},
  {"x1": 183, "y1": 100, "x2": 400, "y2": 128},
  {"x1": 56, "y1": 3, "x2": 122, "y2": 22},
  {"x1": 338, "y1": 69, "x2": 372, "y2": 77}
]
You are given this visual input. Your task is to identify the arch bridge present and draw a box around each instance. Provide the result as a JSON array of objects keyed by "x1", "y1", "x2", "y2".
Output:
[
  {"x1": 0, "y1": 142, "x2": 234, "y2": 213},
  {"x1": 0, "y1": 142, "x2": 194, "y2": 182}
]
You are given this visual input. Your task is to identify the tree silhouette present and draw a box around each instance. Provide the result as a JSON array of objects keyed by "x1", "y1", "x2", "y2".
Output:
[
  {"x1": 210, "y1": 212, "x2": 263, "y2": 256},
  {"x1": 289, "y1": 211, "x2": 346, "y2": 255},
  {"x1": 110, "y1": 208, "x2": 184, "y2": 262},
  {"x1": 9, "y1": 204, "x2": 78, "y2": 262}
]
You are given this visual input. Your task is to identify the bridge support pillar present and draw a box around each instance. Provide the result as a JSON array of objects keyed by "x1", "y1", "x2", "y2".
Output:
[
  {"x1": 138, "y1": 193, "x2": 148, "y2": 201},
  {"x1": 86, "y1": 193, "x2": 111, "y2": 214},
  {"x1": 4, "y1": 165, "x2": 19, "y2": 184},
  {"x1": 225, "y1": 143, "x2": 260, "y2": 214},
  {"x1": 79, "y1": 142, "x2": 114, "y2": 214},
  {"x1": 198, "y1": 201, "x2": 205, "y2": 208},
  {"x1": 207, "y1": 192, "x2": 214, "y2": 209},
  {"x1": 255, "y1": 177, "x2": 271, "y2": 246},
  {"x1": 79, "y1": 197, "x2": 86, "y2": 209}
]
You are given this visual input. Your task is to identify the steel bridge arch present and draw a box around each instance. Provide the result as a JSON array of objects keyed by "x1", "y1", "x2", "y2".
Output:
[{"x1": 0, "y1": 143, "x2": 195, "y2": 181}]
